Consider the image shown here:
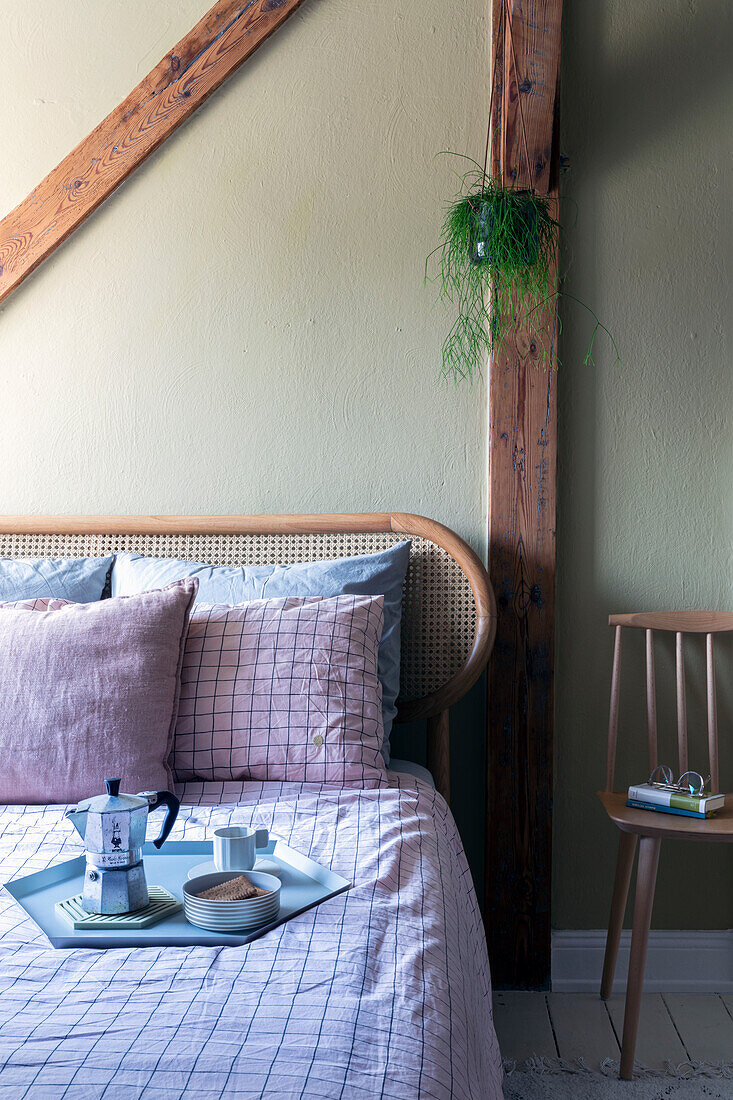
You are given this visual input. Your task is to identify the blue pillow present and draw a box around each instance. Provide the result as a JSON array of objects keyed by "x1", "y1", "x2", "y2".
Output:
[
  {"x1": 0, "y1": 556, "x2": 114, "y2": 603},
  {"x1": 111, "y1": 543, "x2": 411, "y2": 762}
]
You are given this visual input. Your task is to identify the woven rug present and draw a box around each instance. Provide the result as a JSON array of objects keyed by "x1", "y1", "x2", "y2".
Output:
[{"x1": 503, "y1": 1058, "x2": 733, "y2": 1099}]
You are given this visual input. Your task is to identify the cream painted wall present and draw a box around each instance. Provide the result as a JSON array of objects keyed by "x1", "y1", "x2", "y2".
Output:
[
  {"x1": 0, "y1": 0, "x2": 488, "y2": 551},
  {"x1": 0, "y1": 0, "x2": 491, "y2": 886},
  {"x1": 557, "y1": 0, "x2": 732, "y2": 927}
]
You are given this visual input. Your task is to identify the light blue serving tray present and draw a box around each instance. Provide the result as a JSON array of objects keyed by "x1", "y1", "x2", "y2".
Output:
[{"x1": 3, "y1": 839, "x2": 351, "y2": 949}]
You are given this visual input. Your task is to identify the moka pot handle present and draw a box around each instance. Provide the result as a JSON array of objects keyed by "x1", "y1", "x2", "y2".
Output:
[{"x1": 140, "y1": 790, "x2": 180, "y2": 849}]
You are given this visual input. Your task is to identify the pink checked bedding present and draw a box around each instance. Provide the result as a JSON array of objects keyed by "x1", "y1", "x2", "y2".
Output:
[
  {"x1": 175, "y1": 595, "x2": 387, "y2": 786},
  {"x1": 0, "y1": 775, "x2": 503, "y2": 1100}
]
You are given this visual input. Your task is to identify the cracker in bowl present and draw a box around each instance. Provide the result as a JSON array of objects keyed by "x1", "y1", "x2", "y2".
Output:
[{"x1": 195, "y1": 874, "x2": 270, "y2": 902}]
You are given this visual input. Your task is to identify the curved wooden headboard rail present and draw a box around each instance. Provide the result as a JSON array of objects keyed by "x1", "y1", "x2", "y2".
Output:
[
  {"x1": 0, "y1": 514, "x2": 397, "y2": 536},
  {"x1": 0, "y1": 513, "x2": 497, "y2": 802}
]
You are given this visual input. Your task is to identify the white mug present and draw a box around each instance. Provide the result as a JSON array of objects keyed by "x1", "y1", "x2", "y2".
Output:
[{"x1": 213, "y1": 826, "x2": 269, "y2": 872}]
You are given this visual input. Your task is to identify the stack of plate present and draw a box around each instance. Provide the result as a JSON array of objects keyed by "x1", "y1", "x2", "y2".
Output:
[{"x1": 183, "y1": 871, "x2": 280, "y2": 932}]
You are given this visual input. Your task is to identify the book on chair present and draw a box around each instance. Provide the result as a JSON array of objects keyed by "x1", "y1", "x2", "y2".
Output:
[{"x1": 626, "y1": 782, "x2": 724, "y2": 818}]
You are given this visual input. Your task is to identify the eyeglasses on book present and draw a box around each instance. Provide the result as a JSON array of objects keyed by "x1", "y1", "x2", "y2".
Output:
[{"x1": 648, "y1": 764, "x2": 712, "y2": 797}]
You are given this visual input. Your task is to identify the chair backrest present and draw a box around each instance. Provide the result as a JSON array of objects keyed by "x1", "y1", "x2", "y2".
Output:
[{"x1": 605, "y1": 612, "x2": 733, "y2": 793}]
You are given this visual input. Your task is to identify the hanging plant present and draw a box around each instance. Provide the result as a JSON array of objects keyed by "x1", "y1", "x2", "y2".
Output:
[
  {"x1": 427, "y1": 2, "x2": 618, "y2": 383},
  {"x1": 433, "y1": 166, "x2": 560, "y2": 381}
]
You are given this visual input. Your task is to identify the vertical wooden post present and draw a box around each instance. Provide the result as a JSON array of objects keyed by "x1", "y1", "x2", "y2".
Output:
[{"x1": 485, "y1": 0, "x2": 563, "y2": 988}]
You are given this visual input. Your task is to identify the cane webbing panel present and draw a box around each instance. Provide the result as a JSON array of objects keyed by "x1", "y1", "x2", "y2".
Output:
[{"x1": 0, "y1": 530, "x2": 477, "y2": 707}]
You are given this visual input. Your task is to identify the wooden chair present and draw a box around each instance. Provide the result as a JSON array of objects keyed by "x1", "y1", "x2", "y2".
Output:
[{"x1": 598, "y1": 611, "x2": 733, "y2": 1079}]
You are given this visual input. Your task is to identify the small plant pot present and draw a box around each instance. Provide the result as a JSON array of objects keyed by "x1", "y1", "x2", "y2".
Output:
[
  {"x1": 468, "y1": 189, "x2": 540, "y2": 267},
  {"x1": 432, "y1": 163, "x2": 617, "y2": 380}
]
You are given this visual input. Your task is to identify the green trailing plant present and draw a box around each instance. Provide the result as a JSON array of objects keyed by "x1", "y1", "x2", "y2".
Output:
[
  {"x1": 427, "y1": 155, "x2": 620, "y2": 383},
  {"x1": 426, "y1": 0, "x2": 617, "y2": 382},
  {"x1": 433, "y1": 162, "x2": 556, "y2": 381}
]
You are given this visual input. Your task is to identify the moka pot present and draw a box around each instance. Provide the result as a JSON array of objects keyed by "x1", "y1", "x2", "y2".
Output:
[{"x1": 65, "y1": 777, "x2": 179, "y2": 914}]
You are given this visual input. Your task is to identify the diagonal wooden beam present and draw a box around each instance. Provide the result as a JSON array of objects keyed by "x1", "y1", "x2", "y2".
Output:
[
  {"x1": 0, "y1": 0, "x2": 307, "y2": 305},
  {"x1": 485, "y1": 0, "x2": 562, "y2": 989}
]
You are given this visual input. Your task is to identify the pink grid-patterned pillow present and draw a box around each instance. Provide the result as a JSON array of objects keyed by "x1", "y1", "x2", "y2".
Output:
[
  {"x1": 6, "y1": 598, "x2": 71, "y2": 611},
  {"x1": 173, "y1": 594, "x2": 387, "y2": 787}
]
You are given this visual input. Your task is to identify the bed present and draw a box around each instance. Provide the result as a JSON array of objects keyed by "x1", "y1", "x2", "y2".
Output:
[{"x1": 0, "y1": 513, "x2": 503, "y2": 1100}]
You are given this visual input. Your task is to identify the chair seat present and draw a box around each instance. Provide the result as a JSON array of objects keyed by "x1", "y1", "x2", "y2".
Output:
[{"x1": 598, "y1": 791, "x2": 733, "y2": 842}]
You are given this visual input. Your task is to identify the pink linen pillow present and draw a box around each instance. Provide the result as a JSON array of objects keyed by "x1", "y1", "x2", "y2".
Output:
[
  {"x1": 173, "y1": 594, "x2": 387, "y2": 787},
  {"x1": 0, "y1": 580, "x2": 197, "y2": 804}
]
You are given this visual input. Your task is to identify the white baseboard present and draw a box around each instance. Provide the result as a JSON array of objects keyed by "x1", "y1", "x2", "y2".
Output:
[{"x1": 552, "y1": 930, "x2": 733, "y2": 993}]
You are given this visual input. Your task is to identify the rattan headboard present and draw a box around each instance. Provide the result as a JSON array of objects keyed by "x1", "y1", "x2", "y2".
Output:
[{"x1": 0, "y1": 513, "x2": 496, "y2": 798}]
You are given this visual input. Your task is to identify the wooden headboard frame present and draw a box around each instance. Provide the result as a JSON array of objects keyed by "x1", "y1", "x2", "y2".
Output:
[{"x1": 0, "y1": 512, "x2": 497, "y2": 801}]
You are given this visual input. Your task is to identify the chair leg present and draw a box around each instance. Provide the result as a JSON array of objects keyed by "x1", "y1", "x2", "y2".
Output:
[
  {"x1": 601, "y1": 831, "x2": 638, "y2": 999},
  {"x1": 620, "y1": 835, "x2": 661, "y2": 1080}
]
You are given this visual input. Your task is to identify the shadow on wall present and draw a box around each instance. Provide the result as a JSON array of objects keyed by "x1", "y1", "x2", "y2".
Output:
[
  {"x1": 555, "y1": 337, "x2": 733, "y2": 929},
  {"x1": 556, "y1": 0, "x2": 733, "y2": 931},
  {"x1": 564, "y1": 0, "x2": 732, "y2": 181}
]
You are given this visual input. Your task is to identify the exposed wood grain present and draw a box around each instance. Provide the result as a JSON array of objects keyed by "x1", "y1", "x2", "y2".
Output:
[
  {"x1": 0, "y1": 0, "x2": 308, "y2": 305},
  {"x1": 493, "y1": 0, "x2": 562, "y2": 192},
  {"x1": 426, "y1": 710, "x2": 450, "y2": 802},
  {"x1": 485, "y1": 0, "x2": 563, "y2": 989}
]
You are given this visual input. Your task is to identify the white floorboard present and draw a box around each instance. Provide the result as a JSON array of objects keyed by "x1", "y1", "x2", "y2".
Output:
[
  {"x1": 494, "y1": 992, "x2": 733, "y2": 1070},
  {"x1": 546, "y1": 992, "x2": 618, "y2": 1069},
  {"x1": 607, "y1": 992, "x2": 687, "y2": 1070},
  {"x1": 663, "y1": 994, "x2": 733, "y2": 1064}
]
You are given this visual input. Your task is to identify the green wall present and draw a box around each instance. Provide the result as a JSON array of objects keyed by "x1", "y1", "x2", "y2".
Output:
[{"x1": 556, "y1": 0, "x2": 732, "y2": 928}]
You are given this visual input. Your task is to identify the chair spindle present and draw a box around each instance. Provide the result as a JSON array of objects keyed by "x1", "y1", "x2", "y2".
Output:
[
  {"x1": 675, "y1": 632, "x2": 688, "y2": 774},
  {"x1": 607, "y1": 625, "x2": 623, "y2": 791},
  {"x1": 645, "y1": 629, "x2": 657, "y2": 773},
  {"x1": 706, "y1": 632, "x2": 719, "y2": 793}
]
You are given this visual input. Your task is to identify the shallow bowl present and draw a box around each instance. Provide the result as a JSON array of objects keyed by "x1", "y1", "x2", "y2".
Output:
[
  {"x1": 183, "y1": 907, "x2": 279, "y2": 933},
  {"x1": 183, "y1": 897, "x2": 280, "y2": 921},
  {"x1": 183, "y1": 871, "x2": 280, "y2": 931},
  {"x1": 184, "y1": 871, "x2": 280, "y2": 906}
]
